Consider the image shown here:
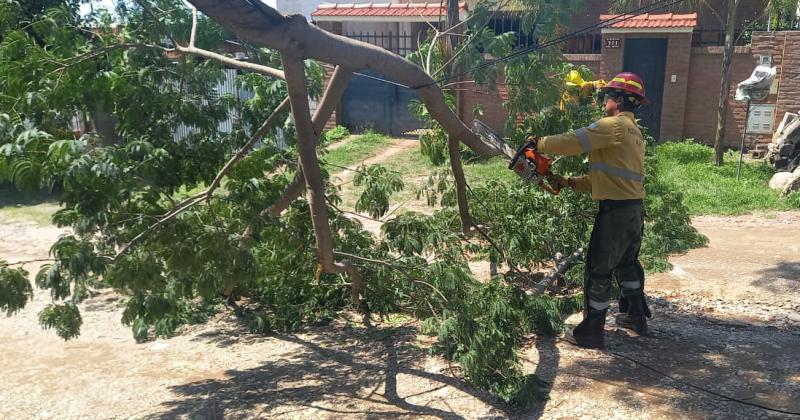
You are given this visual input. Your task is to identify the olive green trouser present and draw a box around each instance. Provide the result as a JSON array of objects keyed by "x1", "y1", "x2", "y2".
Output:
[{"x1": 584, "y1": 199, "x2": 645, "y2": 312}]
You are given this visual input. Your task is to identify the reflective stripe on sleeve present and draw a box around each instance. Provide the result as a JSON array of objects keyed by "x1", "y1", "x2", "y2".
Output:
[
  {"x1": 589, "y1": 162, "x2": 644, "y2": 182},
  {"x1": 575, "y1": 128, "x2": 591, "y2": 152}
]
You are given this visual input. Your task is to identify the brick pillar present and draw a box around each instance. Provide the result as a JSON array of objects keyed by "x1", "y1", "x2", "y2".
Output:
[
  {"x1": 660, "y1": 32, "x2": 692, "y2": 140},
  {"x1": 600, "y1": 33, "x2": 624, "y2": 80},
  {"x1": 771, "y1": 32, "x2": 800, "y2": 133}
]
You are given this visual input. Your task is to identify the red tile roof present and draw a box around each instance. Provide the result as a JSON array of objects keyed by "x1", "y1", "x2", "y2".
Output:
[
  {"x1": 312, "y1": 2, "x2": 466, "y2": 17},
  {"x1": 599, "y1": 13, "x2": 698, "y2": 29}
]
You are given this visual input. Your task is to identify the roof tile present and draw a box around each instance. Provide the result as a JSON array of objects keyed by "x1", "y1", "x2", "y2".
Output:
[
  {"x1": 598, "y1": 12, "x2": 697, "y2": 29},
  {"x1": 312, "y1": 1, "x2": 466, "y2": 17}
]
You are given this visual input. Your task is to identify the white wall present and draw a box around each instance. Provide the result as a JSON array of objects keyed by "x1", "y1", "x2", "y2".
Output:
[{"x1": 276, "y1": 0, "x2": 373, "y2": 20}]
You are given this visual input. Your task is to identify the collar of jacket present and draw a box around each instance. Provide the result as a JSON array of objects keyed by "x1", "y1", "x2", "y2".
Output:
[{"x1": 618, "y1": 111, "x2": 636, "y2": 121}]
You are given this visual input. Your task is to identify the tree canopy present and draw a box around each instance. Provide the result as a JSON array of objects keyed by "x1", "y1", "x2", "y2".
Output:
[{"x1": 0, "y1": 0, "x2": 707, "y2": 404}]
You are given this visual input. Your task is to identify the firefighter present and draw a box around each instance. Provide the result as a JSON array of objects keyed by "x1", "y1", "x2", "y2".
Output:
[{"x1": 530, "y1": 72, "x2": 651, "y2": 348}]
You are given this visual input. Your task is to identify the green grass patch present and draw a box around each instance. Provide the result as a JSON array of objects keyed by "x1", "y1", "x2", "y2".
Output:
[
  {"x1": 464, "y1": 157, "x2": 518, "y2": 184},
  {"x1": 323, "y1": 131, "x2": 393, "y2": 169},
  {"x1": 653, "y1": 141, "x2": 800, "y2": 215},
  {"x1": 0, "y1": 186, "x2": 59, "y2": 225}
]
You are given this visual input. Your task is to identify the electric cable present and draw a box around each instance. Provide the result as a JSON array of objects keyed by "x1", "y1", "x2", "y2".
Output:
[
  {"x1": 419, "y1": 0, "x2": 688, "y2": 88},
  {"x1": 608, "y1": 349, "x2": 800, "y2": 416},
  {"x1": 329, "y1": 0, "x2": 689, "y2": 89}
]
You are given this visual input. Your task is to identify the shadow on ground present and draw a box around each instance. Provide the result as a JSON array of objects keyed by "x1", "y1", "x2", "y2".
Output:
[
  {"x1": 153, "y1": 322, "x2": 509, "y2": 419},
  {"x1": 0, "y1": 186, "x2": 57, "y2": 207},
  {"x1": 547, "y1": 296, "x2": 800, "y2": 418},
  {"x1": 751, "y1": 260, "x2": 800, "y2": 293},
  {"x1": 151, "y1": 297, "x2": 800, "y2": 419}
]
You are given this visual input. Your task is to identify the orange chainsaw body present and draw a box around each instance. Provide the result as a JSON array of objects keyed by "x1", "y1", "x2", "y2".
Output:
[{"x1": 509, "y1": 142, "x2": 559, "y2": 194}]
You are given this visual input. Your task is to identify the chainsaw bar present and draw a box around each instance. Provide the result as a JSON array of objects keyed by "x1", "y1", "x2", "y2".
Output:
[{"x1": 472, "y1": 119, "x2": 516, "y2": 159}]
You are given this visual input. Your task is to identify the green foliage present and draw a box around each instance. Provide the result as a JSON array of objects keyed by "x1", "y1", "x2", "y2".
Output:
[
  {"x1": 353, "y1": 164, "x2": 404, "y2": 218},
  {"x1": 0, "y1": 262, "x2": 32, "y2": 315},
  {"x1": 0, "y1": 0, "x2": 713, "y2": 408},
  {"x1": 652, "y1": 141, "x2": 800, "y2": 215},
  {"x1": 38, "y1": 302, "x2": 82, "y2": 340},
  {"x1": 642, "y1": 142, "x2": 709, "y2": 271},
  {"x1": 423, "y1": 279, "x2": 545, "y2": 405},
  {"x1": 320, "y1": 125, "x2": 350, "y2": 146}
]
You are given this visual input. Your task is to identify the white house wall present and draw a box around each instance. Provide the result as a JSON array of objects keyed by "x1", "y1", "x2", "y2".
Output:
[{"x1": 278, "y1": 0, "x2": 371, "y2": 20}]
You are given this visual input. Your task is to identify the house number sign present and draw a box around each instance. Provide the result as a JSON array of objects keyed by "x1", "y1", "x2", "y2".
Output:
[{"x1": 605, "y1": 37, "x2": 621, "y2": 49}]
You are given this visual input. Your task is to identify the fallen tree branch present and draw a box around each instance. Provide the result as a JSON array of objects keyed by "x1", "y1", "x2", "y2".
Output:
[
  {"x1": 4, "y1": 258, "x2": 56, "y2": 267},
  {"x1": 113, "y1": 96, "x2": 290, "y2": 261},
  {"x1": 114, "y1": 194, "x2": 206, "y2": 261},
  {"x1": 529, "y1": 248, "x2": 584, "y2": 295},
  {"x1": 283, "y1": 54, "x2": 364, "y2": 306},
  {"x1": 186, "y1": 0, "x2": 506, "y2": 157},
  {"x1": 204, "y1": 96, "x2": 290, "y2": 199}
]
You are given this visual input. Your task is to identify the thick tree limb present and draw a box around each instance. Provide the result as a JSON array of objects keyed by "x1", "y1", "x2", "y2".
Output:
[
  {"x1": 282, "y1": 54, "x2": 364, "y2": 306},
  {"x1": 185, "y1": 0, "x2": 504, "y2": 157},
  {"x1": 260, "y1": 65, "x2": 353, "y2": 217},
  {"x1": 224, "y1": 66, "x2": 353, "y2": 297}
]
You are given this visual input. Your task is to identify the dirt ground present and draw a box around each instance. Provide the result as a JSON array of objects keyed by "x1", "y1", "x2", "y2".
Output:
[
  {"x1": 2, "y1": 135, "x2": 800, "y2": 420},
  {"x1": 1, "y1": 208, "x2": 799, "y2": 419}
]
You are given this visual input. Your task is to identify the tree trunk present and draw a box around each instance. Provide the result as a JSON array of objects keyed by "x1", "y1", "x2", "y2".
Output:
[
  {"x1": 445, "y1": 0, "x2": 472, "y2": 234},
  {"x1": 186, "y1": 0, "x2": 513, "y2": 158},
  {"x1": 712, "y1": 0, "x2": 740, "y2": 166},
  {"x1": 282, "y1": 55, "x2": 364, "y2": 306}
]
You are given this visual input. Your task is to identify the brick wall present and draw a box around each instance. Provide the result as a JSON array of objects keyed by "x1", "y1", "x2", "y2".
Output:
[
  {"x1": 752, "y1": 32, "x2": 800, "y2": 133},
  {"x1": 682, "y1": 46, "x2": 755, "y2": 144},
  {"x1": 458, "y1": 76, "x2": 510, "y2": 134},
  {"x1": 564, "y1": 54, "x2": 602, "y2": 76},
  {"x1": 660, "y1": 33, "x2": 692, "y2": 140},
  {"x1": 599, "y1": 33, "x2": 624, "y2": 80}
]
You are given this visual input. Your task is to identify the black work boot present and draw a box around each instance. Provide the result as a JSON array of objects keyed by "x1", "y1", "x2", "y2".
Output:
[
  {"x1": 616, "y1": 295, "x2": 648, "y2": 335},
  {"x1": 564, "y1": 308, "x2": 607, "y2": 349}
]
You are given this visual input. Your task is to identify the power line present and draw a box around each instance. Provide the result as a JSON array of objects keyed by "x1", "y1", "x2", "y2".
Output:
[
  {"x1": 324, "y1": 0, "x2": 687, "y2": 90},
  {"x1": 422, "y1": 0, "x2": 688, "y2": 88}
]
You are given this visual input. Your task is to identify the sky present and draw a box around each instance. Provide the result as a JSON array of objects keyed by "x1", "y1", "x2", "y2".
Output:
[{"x1": 79, "y1": 0, "x2": 118, "y2": 16}]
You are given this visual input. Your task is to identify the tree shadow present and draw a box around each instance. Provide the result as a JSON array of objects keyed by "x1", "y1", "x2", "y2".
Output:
[
  {"x1": 151, "y1": 322, "x2": 512, "y2": 419},
  {"x1": 150, "y1": 293, "x2": 799, "y2": 419},
  {"x1": 751, "y1": 260, "x2": 800, "y2": 293},
  {"x1": 0, "y1": 185, "x2": 58, "y2": 207},
  {"x1": 545, "y1": 296, "x2": 800, "y2": 418}
]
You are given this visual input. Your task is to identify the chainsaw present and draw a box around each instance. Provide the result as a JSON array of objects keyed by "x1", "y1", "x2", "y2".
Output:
[{"x1": 472, "y1": 119, "x2": 561, "y2": 195}]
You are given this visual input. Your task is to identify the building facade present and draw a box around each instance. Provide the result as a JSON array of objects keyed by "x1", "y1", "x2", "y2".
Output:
[{"x1": 311, "y1": 0, "x2": 800, "y2": 146}]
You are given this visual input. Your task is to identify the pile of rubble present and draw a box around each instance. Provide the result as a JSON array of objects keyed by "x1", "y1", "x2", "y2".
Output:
[{"x1": 767, "y1": 112, "x2": 800, "y2": 196}]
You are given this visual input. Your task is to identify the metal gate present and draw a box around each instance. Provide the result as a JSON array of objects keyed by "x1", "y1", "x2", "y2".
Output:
[
  {"x1": 341, "y1": 71, "x2": 423, "y2": 136},
  {"x1": 623, "y1": 38, "x2": 667, "y2": 140}
]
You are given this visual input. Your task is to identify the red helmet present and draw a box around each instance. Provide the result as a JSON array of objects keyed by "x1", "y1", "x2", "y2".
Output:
[{"x1": 603, "y1": 72, "x2": 647, "y2": 101}]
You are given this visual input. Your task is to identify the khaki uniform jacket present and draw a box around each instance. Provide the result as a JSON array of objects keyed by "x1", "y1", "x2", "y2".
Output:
[{"x1": 537, "y1": 111, "x2": 645, "y2": 201}]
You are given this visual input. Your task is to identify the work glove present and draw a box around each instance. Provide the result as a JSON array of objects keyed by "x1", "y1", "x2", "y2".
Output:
[{"x1": 547, "y1": 174, "x2": 570, "y2": 190}]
